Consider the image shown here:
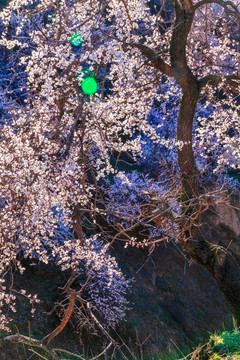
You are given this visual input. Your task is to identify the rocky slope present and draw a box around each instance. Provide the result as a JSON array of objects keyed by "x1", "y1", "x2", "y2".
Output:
[{"x1": 2, "y1": 197, "x2": 239, "y2": 359}]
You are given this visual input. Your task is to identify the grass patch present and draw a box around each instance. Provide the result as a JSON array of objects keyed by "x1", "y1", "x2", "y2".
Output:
[{"x1": 189, "y1": 329, "x2": 240, "y2": 360}]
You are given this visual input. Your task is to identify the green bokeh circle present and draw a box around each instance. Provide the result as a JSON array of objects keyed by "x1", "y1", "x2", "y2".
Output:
[
  {"x1": 70, "y1": 33, "x2": 83, "y2": 46},
  {"x1": 81, "y1": 77, "x2": 98, "y2": 95}
]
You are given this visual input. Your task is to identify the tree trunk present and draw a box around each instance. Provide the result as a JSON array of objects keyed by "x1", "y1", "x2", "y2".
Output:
[
  {"x1": 170, "y1": 0, "x2": 240, "y2": 326},
  {"x1": 177, "y1": 92, "x2": 199, "y2": 203}
]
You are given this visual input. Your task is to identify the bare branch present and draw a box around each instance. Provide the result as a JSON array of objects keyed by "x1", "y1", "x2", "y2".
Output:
[
  {"x1": 29, "y1": 349, "x2": 49, "y2": 360},
  {"x1": 54, "y1": 348, "x2": 86, "y2": 359},
  {"x1": 77, "y1": 295, "x2": 128, "y2": 360},
  {"x1": 42, "y1": 290, "x2": 76, "y2": 345},
  {"x1": 5, "y1": 335, "x2": 59, "y2": 360},
  {"x1": 62, "y1": 270, "x2": 78, "y2": 293},
  {"x1": 90, "y1": 341, "x2": 113, "y2": 360}
]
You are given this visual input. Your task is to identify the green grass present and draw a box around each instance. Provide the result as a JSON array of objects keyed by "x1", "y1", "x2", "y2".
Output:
[
  {"x1": 209, "y1": 329, "x2": 240, "y2": 359},
  {"x1": 211, "y1": 330, "x2": 240, "y2": 353},
  {"x1": 190, "y1": 329, "x2": 240, "y2": 360}
]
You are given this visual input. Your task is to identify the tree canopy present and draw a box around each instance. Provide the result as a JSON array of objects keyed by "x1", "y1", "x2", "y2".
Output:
[{"x1": 0, "y1": 0, "x2": 239, "y2": 344}]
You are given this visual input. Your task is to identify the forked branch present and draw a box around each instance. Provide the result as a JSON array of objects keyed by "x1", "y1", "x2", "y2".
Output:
[
  {"x1": 42, "y1": 290, "x2": 76, "y2": 345},
  {"x1": 124, "y1": 42, "x2": 174, "y2": 77}
]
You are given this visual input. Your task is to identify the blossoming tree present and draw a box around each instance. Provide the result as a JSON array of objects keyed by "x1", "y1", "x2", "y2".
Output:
[{"x1": 0, "y1": 0, "x2": 240, "y2": 343}]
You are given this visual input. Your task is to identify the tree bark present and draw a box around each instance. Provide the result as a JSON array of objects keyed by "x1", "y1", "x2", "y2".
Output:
[
  {"x1": 182, "y1": 234, "x2": 240, "y2": 325},
  {"x1": 170, "y1": 0, "x2": 240, "y2": 325},
  {"x1": 177, "y1": 93, "x2": 199, "y2": 203},
  {"x1": 131, "y1": 0, "x2": 240, "y2": 326}
]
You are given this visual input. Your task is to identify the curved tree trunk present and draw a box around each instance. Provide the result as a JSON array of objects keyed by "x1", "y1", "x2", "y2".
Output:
[
  {"x1": 134, "y1": 0, "x2": 240, "y2": 326},
  {"x1": 170, "y1": 0, "x2": 240, "y2": 325}
]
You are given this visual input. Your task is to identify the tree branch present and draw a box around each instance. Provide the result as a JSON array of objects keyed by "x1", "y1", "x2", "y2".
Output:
[
  {"x1": 42, "y1": 290, "x2": 76, "y2": 345},
  {"x1": 5, "y1": 335, "x2": 59, "y2": 360},
  {"x1": 90, "y1": 341, "x2": 113, "y2": 360},
  {"x1": 198, "y1": 73, "x2": 240, "y2": 91},
  {"x1": 176, "y1": 0, "x2": 195, "y2": 14},
  {"x1": 193, "y1": 0, "x2": 240, "y2": 18},
  {"x1": 54, "y1": 348, "x2": 86, "y2": 359},
  {"x1": 125, "y1": 42, "x2": 174, "y2": 77}
]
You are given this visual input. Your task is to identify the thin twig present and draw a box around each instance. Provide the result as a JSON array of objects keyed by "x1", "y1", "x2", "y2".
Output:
[
  {"x1": 90, "y1": 341, "x2": 113, "y2": 360},
  {"x1": 54, "y1": 348, "x2": 86, "y2": 359},
  {"x1": 29, "y1": 349, "x2": 49, "y2": 360}
]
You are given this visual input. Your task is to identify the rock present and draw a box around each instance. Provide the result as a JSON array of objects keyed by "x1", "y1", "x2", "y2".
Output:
[
  {"x1": 200, "y1": 194, "x2": 240, "y2": 257},
  {"x1": 115, "y1": 240, "x2": 232, "y2": 359}
]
